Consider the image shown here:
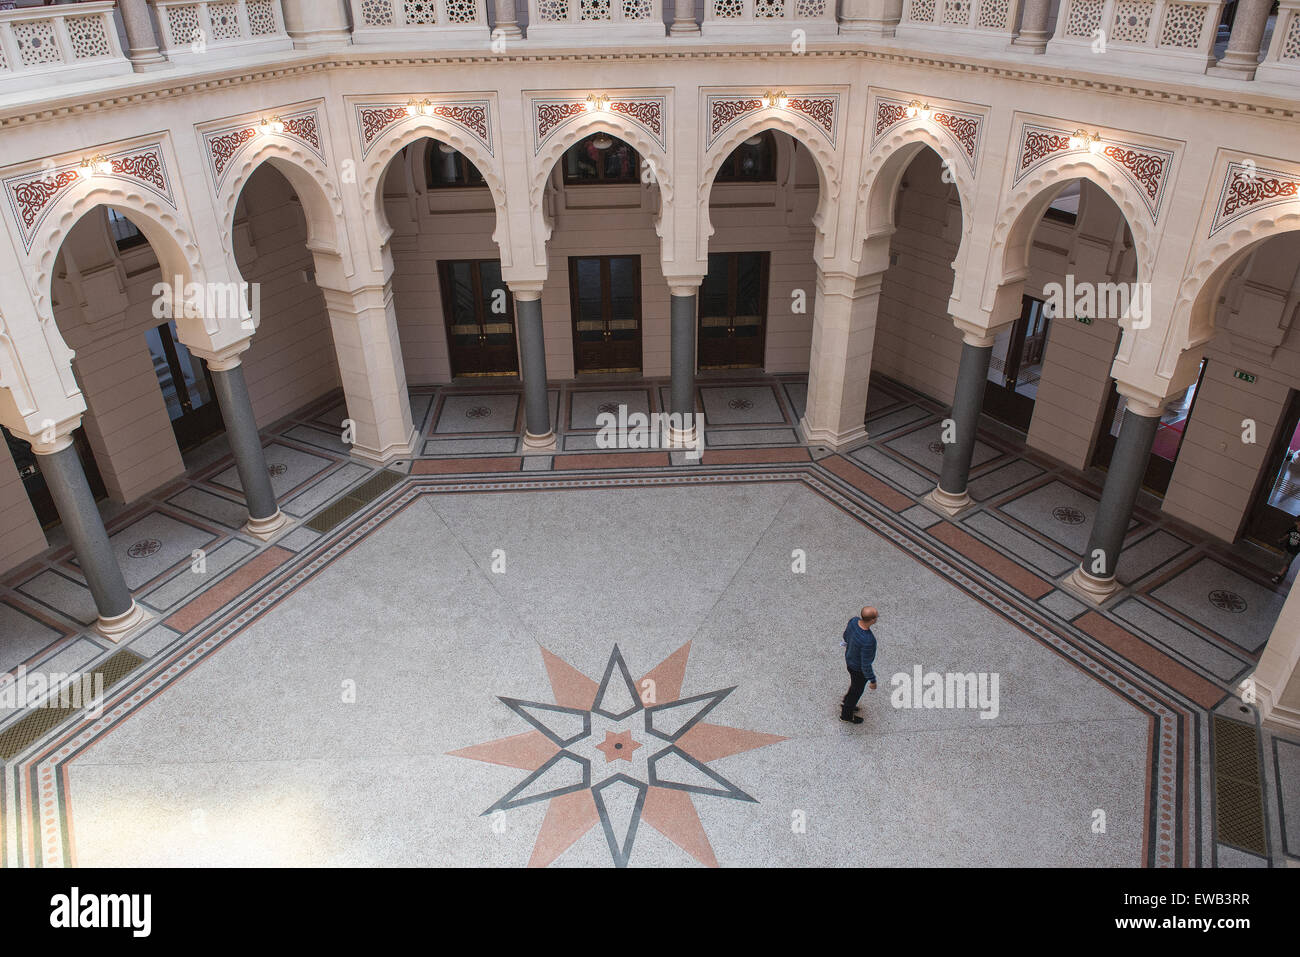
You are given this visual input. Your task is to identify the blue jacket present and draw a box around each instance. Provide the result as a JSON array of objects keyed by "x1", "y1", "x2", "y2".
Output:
[{"x1": 843, "y1": 619, "x2": 877, "y2": 682}]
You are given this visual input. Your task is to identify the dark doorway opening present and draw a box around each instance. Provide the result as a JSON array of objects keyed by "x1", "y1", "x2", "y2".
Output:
[
  {"x1": 697, "y1": 251, "x2": 769, "y2": 370},
  {"x1": 1245, "y1": 389, "x2": 1300, "y2": 548},
  {"x1": 569, "y1": 255, "x2": 642, "y2": 374},
  {"x1": 3, "y1": 425, "x2": 107, "y2": 529},
  {"x1": 982, "y1": 294, "x2": 1050, "y2": 432},
  {"x1": 146, "y1": 320, "x2": 224, "y2": 452},
  {"x1": 439, "y1": 260, "x2": 518, "y2": 377}
]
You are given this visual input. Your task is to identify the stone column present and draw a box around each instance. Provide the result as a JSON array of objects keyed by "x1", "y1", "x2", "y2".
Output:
[
  {"x1": 493, "y1": 0, "x2": 523, "y2": 38},
  {"x1": 512, "y1": 286, "x2": 556, "y2": 453},
  {"x1": 318, "y1": 280, "x2": 419, "y2": 465},
  {"x1": 206, "y1": 355, "x2": 291, "y2": 541},
  {"x1": 1209, "y1": 0, "x2": 1274, "y2": 79},
  {"x1": 1011, "y1": 0, "x2": 1053, "y2": 52},
  {"x1": 30, "y1": 431, "x2": 150, "y2": 641},
  {"x1": 1250, "y1": 584, "x2": 1300, "y2": 733},
  {"x1": 670, "y1": 0, "x2": 701, "y2": 35},
  {"x1": 926, "y1": 331, "x2": 996, "y2": 517},
  {"x1": 669, "y1": 283, "x2": 700, "y2": 445},
  {"x1": 838, "y1": 0, "x2": 903, "y2": 35},
  {"x1": 119, "y1": 0, "x2": 169, "y2": 71},
  {"x1": 1064, "y1": 395, "x2": 1163, "y2": 604},
  {"x1": 800, "y1": 266, "x2": 884, "y2": 449},
  {"x1": 280, "y1": 0, "x2": 353, "y2": 48}
]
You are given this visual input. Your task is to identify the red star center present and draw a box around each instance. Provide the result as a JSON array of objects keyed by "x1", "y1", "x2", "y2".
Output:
[{"x1": 595, "y1": 729, "x2": 642, "y2": 763}]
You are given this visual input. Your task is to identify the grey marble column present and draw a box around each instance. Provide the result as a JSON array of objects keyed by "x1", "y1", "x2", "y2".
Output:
[
  {"x1": 207, "y1": 359, "x2": 288, "y2": 539},
  {"x1": 670, "y1": 0, "x2": 701, "y2": 35},
  {"x1": 514, "y1": 292, "x2": 555, "y2": 451},
  {"x1": 669, "y1": 290, "x2": 698, "y2": 425},
  {"x1": 280, "y1": 0, "x2": 354, "y2": 48},
  {"x1": 1011, "y1": 0, "x2": 1053, "y2": 51},
  {"x1": 492, "y1": 0, "x2": 523, "y2": 38},
  {"x1": 35, "y1": 438, "x2": 147, "y2": 639},
  {"x1": 838, "y1": 0, "x2": 903, "y2": 36},
  {"x1": 929, "y1": 335, "x2": 994, "y2": 515},
  {"x1": 118, "y1": 0, "x2": 168, "y2": 70},
  {"x1": 1073, "y1": 403, "x2": 1162, "y2": 596},
  {"x1": 1209, "y1": 0, "x2": 1273, "y2": 78}
]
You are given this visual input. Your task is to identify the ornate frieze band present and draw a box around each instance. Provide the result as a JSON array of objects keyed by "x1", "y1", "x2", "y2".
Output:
[
  {"x1": 2, "y1": 144, "x2": 174, "y2": 253},
  {"x1": 201, "y1": 108, "x2": 325, "y2": 190},
  {"x1": 1014, "y1": 122, "x2": 1174, "y2": 223},
  {"x1": 871, "y1": 96, "x2": 982, "y2": 173},
  {"x1": 1209, "y1": 160, "x2": 1300, "y2": 236},
  {"x1": 705, "y1": 93, "x2": 839, "y2": 151},
  {"x1": 355, "y1": 99, "x2": 494, "y2": 159},
  {"x1": 531, "y1": 95, "x2": 667, "y2": 155}
]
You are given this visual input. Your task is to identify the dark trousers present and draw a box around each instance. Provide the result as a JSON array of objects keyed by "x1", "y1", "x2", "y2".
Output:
[{"x1": 843, "y1": 668, "x2": 868, "y2": 711}]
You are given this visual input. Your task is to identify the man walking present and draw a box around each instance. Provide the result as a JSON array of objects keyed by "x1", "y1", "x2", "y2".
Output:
[
  {"x1": 840, "y1": 606, "x2": 879, "y2": 724},
  {"x1": 1272, "y1": 516, "x2": 1300, "y2": 585}
]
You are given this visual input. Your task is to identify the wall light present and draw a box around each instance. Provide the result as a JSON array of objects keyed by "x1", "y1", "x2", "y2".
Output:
[
  {"x1": 258, "y1": 115, "x2": 285, "y2": 135},
  {"x1": 406, "y1": 98, "x2": 433, "y2": 117},
  {"x1": 764, "y1": 90, "x2": 788, "y2": 109},
  {"x1": 586, "y1": 93, "x2": 609, "y2": 112},
  {"x1": 906, "y1": 99, "x2": 932, "y2": 121},
  {"x1": 1070, "y1": 129, "x2": 1103, "y2": 153},
  {"x1": 79, "y1": 154, "x2": 112, "y2": 177}
]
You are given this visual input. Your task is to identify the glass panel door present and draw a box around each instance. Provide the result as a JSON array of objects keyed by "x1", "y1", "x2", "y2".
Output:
[
  {"x1": 983, "y1": 295, "x2": 1050, "y2": 432},
  {"x1": 1246, "y1": 389, "x2": 1300, "y2": 547},
  {"x1": 697, "y1": 252, "x2": 769, "y2": 370},
  {"x1": 146, "y1": 320, "x2": 223, "y2": 452},
  {"x1": 568, "y1": 256, "x2": 642, "y2": 374},
  {"x1": 439, "y1": 259, "x2": 518, "y2": 377}
]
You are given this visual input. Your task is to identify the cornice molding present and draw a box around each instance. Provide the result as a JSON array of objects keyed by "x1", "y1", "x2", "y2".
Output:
[{"x1": 0, "y1": 43, "x2": 1296, "y2": 132}]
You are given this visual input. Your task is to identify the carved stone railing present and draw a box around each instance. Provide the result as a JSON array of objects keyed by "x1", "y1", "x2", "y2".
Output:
[
  {"x1": 0, "y1": 1, "x2": 133, "y2": 94},
  {"x1": 1047, "y1": 0, "x2": 1225, "y2": 73},
  {"x1": 150, "y1": 0, "x2": 292, "y2": 62},
  {"x1": 349, "y1": 0, "x2": 490, "y2": 45},
  {"x1": 1257, "y1": 0, "x2": 1300, "y2": 83},
  {"x1": 525, "y1": 0, "x2": 665, "y2": 42},
  {"x1": 700, "y1": 0, "x2": 839, "y2": 39},
  {"x1": 896, "y1": 0, "x2": 1027, "y2": 45}
]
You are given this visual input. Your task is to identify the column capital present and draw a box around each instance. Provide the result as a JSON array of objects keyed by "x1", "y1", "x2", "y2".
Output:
[
  {"x1": 188, "y1": 338, "x2": 252, "y2": 372},
  {"x1": 509, "y1": 281, "x2": 544, "y2": 302},
  {"x1": 10, "y1": 414, "x2": 84, "y2": 455},
  {"x1": 952, "y1": 316, "x2": 1009, "y2": 348},
  {"x1": 1115, "y1": 383, "x2": 1167, "y2": 418},
  {"x1": 668, "y1": 278, "x2": 704, "y2": 297}
]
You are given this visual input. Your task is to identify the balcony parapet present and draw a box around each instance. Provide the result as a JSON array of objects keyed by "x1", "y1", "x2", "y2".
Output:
[
  {"x1": 349, "y1": 0, "x2": 491, "y2": 45},
  {"x1": 0, "y1": 1, "x2": 133, "y2": 94},
  {"x1": 1257, "y1": 0, "x2": 1300, "y2": 83},
  {"x1": 1046, "y1": 0, "x2": 1226, "y2": 74},
  {"x1": 149, "y1": 0, "x2": 292, "y2": 63},
  {"x1": 895, "y1": 0, "x2": 1027, "y2": 49},
  {"x1": 700, "y1": 0, "x2": 839, "y2": 41},
  {"x1": 525, "y1": 0, "x2": 666, "y2": 43}
]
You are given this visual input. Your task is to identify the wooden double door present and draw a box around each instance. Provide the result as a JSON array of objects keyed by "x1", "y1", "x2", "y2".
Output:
[
  {"x1": 439, "y1": 259, "x2": 519, "y2": 378},
  {"x1": 569, "y1": 256, "x2": 642, "y2": 374},
  {"x1": 697, "y1": 251, "x2": 769, "y2": 370}
]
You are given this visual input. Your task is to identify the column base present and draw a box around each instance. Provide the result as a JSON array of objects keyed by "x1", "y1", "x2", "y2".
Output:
[
  {"x1": 129, "y1": 55, "x2": 172, "y2": 72},
  {"x1": 522, "y1": 430, "x2": 557, "y2": 454},
  {"x1": 244, "y1": 508, "x2": 293, "y2": 542},
  {"x1": 1060, "y1": 566, "x2": 1122, "y2": 606},
  {"x1": 669, "y1": 22, "x2": 702, "y2": 35},
  {"x1": 1208, "y1": 53, "x2": 1262, "y2": 80},
  {"x1": 924, "y1": 486, "x2": 973, "y2": 518},
  {"x1": 95, "y1": 600, "x2": 153, "y2": 644},
  {"x1": 351, "y1": 426, "x2": 419, "y2": 466},
  {"x1": 799, "y1": 417, "x2": 867, "y2": 451},
  {"x1": 1010, "y1": 32, "x2": 1050, "y2": 53},
  {"x1": 494, "y1": 24, "x2": 523, "y2": 39}
]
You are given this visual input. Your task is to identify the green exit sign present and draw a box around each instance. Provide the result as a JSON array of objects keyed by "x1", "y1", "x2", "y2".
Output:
[
  {"x1": 1075, "y1": 316, "x2": 1093, "y2": 325},
  {"x1": 1234, "y1": 370, "x2": 1257, "y2": 383}
]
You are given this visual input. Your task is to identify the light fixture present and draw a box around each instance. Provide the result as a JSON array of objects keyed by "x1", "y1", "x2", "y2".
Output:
[
  {"x1": 258, "y1": 115, "x2": 285, "y2": 135},
  {"x1": 437, "y1": 141, "x2": 457, "y2": 154},
  {"x1": 744, "y1": 134, "x2": 763, "y2": 146},
  {"x1": 905, "y1": 99, "x2": 932, "y2": 121},
  {"x1": 1069, "y1": 129, "x2": 1103, "y2": 153},
  {"x1": 586, "y1": 93, "x2": 609, "y2": 113},
  {"x1": 79, "y1": 154, "x2": 112, "y2": 177},
  {"x1": 591, "y1": 133, "x2": 614, "y2": 151},
  {"x1": 764, "y1": 90, "x2": 788, "y2": 109},
  {"x1": 406, "y1": 98, "x2": 433, "y2": 117}
]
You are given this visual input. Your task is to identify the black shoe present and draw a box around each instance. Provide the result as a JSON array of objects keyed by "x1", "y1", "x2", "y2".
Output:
[
  {"x1": 1273, "y1": 575, "x2": 1285, "y2": 585},
  {"x1": 840, "y1": 709, "x2": 864, "y2": 724}
]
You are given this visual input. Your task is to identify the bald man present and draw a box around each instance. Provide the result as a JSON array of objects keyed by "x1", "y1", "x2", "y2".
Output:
[{"x1": 840, "y1": 606, "x2": 879, "y2": 724}]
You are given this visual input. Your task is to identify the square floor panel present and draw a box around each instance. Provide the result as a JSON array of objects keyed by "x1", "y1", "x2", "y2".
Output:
[
  {"x1": 96, "y1": 511, "x2": 221, "y2": 591},
  {"x1": 0, "y1": 600, "x2": 68, "y2": 673},
  {"x1": 1148, "y1": 557, "x2": 1285, "y2": 654},
  {"x1": 782, "y1": 381, "x2": 807, "y2": 421},
  {"x1": 568, "y1": 389, "x2": 653, "y2": 431},
  {"x1": 433, "y1": 394, "x2": 520, "y2": 434},
  {"x1": 699, "y1": 386, "x2": 786, "y2": 426},
  {"x1": 997, "y1": 480, "x2": 1136, "y2": 555},
  {"x1": 210, "y1": 443, "x2": 335, "y2": 500},
  {"x1": 885, "y1": 426, "x2": 1000, "y2": 477},
  {"x1": 16, "y1": 569, "x2": 97, "y2": 626}
]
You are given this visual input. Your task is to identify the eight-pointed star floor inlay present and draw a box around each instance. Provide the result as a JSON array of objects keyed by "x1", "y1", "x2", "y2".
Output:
[{"x1": 448, "y1": 642, "x2": 788, "y2": 867}]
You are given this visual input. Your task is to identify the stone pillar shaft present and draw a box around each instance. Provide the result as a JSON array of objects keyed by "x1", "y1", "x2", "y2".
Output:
[
  {"x1": 118, "y1": 0, "x2": 168, "y2": 69},
  {"x1": 1081, "y1": 405, "x2": 1162, "y2": 582},
  {"x1": 1211, "y1": 0, "x2": 1273, "y2": 78},
  {"x1": 800, "y1": 268, "x2": 883, "y2": 449},
  {"x1": 493, "y1": 0, "x2": 523, "y2": 38},
  {"x1": 514, "y1": 293, "x2": 555, "y2": 451},
  {"x1": 670, "y1": 292, "x2": 698, "y2": 419},
  {"x1": 1012, "y1": 0, "x2": 1053, "y2": 51},
  {"x1": 670, "y1": 0, "x2": 701, "y2": 35},
  {"x1": 209, "y1": 362, "x2": 279, "y2": 524},
  {"x1": 936, "y1": 338, "x2": 995, "y2": 505}
]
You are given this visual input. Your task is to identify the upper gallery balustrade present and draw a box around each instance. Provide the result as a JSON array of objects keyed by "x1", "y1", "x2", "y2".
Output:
[{"x1": 0, "y1": 0, "x2": 1295, "y2": 101}]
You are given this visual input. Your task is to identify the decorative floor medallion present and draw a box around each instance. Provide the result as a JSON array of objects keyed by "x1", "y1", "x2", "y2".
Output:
[{"x1": 450, "y1": 643, "x2": 787, "y2": 867}]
